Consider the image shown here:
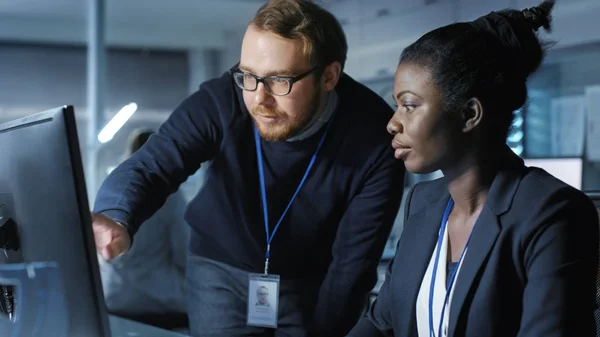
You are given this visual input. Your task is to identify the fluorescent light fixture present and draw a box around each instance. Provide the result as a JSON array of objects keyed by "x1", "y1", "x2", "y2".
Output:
[
  {"x1": 507, "y1": 130, "x2": 523, "y2": 143},
  {"x1": 510, "y1": 145, "x2": 524, "y2": 156},
  {"x1": 97, "y1": 103, "x2": 138, "y2": 143}
]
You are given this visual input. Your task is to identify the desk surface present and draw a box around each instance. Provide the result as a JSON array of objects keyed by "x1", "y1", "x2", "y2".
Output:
[{"x1": 109, "y1": 315, "x2": 190, "y2": 337}]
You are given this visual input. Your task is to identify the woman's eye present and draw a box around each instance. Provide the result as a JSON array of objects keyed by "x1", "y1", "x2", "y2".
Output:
[{"x1": 403, "y1": 103, "x2": 417, "y2": 111}]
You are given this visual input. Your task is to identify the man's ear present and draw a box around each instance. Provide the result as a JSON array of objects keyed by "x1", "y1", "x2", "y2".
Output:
[
  {"x1": 321, "y1": 61, "x2": 342, "y2": 91},
  {"x1": 462, "y1": 98, "x2": 484, "y2": 133}
]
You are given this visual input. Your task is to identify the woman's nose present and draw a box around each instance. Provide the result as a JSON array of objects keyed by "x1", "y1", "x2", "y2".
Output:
[{"x1": 387, "y1": 115, "x2": 403, "y2": 135}]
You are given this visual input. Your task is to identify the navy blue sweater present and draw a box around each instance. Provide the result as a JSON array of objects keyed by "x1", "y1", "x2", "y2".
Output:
[{"x1": 94, "y1": 72, "x2": 405, "y2": 336}]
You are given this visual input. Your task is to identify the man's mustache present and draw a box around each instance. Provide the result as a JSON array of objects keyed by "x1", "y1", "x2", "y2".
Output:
[{"x1": 252, "y1": 106, "x2": 284, "y2": 118}]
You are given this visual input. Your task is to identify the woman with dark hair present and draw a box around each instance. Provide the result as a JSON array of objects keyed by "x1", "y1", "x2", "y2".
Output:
[{"x1": 348, "y1": 1, "x2": 599, "y2": 336}]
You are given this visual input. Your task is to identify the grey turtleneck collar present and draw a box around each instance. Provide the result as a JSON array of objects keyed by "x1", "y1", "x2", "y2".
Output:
[{"x1": 286, "y1": 90, "x2": 338, "y2": 142}]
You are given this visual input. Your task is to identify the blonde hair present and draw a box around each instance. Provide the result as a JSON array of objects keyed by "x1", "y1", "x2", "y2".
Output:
[{"x1": 251, "y1": 0, "x2": 347, "y2": 70}]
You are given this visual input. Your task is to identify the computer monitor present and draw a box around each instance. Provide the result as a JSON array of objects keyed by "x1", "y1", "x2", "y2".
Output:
[
  {"x1": 583, "y1": 190, "x2": 600, "y2": 337},
  {"x1": 523, "y1": 157, "x2": 583, "y2": 190},
  {"x1": 585, "y1": 191, "x2": 600, "y2": 208},
  {"x1": 0, "y1": 106, "x2": 110, "y2": 336}
]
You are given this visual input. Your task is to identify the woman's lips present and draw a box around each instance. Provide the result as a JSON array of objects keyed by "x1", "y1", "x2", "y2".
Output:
[{"x1": 391, "y1": 140, "x2": 411, "y2": 160}]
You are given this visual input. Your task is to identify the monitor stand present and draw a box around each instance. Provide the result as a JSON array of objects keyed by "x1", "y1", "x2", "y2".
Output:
[
  {"x1": 0, "y1": 263, "x2": 189, "y2": 337},
  {"x1": 0, "y1": 262, "x2": 69, "y2": 337}
]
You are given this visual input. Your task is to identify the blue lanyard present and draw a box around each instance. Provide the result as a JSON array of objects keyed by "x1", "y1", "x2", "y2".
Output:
[
  {"x1": 253, "y1": 118, "x2": 333, "y2": 275},
  {"x1": 428, "y1": 199, "x2": 472, "y2": 337}
]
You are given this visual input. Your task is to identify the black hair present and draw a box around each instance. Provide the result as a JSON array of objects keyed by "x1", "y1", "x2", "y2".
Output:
[{"x1": 399, "y1": 0, "x2": 555, "y2": 146}]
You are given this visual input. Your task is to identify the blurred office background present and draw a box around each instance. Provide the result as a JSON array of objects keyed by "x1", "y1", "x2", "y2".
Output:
[{"x1": 0, "y1": 0, "x2": 599, "y2": 257}]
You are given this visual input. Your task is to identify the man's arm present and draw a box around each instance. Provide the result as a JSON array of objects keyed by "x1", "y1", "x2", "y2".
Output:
[
  {"x1": 93, "y1": 83, "x2": 227, "y2": 236},
  {"x1": 346, "y1": 184, "x2": 416, "y2": 337},
  {"x1": 310, "y1": 145, "x2": 406, "y2": 337}
]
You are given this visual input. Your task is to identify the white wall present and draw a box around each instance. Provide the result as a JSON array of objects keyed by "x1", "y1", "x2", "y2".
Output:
[
  {"x1": 188, "y1": 49, "x2": 224, "y2": 93},
  {"x1": 325, "y1": 0, "x2": 600, "y2": 81},
  {"x1": 187, "y1": 28, "x2": 245, "y2": 93},
  {"x1": 220, "y1": 29, "x2": 246, "y2": 74}
]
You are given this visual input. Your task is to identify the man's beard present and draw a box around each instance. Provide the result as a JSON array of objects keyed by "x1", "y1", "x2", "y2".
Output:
[{"x1": 251, "y1": 91, "x2": 321, "y2": 142}]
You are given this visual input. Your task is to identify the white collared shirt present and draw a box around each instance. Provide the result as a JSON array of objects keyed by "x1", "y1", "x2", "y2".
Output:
[{"x1": 416, "y1": 221, "x2": 467, "y2": 337}]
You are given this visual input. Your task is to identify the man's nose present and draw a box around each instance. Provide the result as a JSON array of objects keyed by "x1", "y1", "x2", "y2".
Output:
[{"x1": 254, "y1": 83, "x2": 275, "y2": 106}]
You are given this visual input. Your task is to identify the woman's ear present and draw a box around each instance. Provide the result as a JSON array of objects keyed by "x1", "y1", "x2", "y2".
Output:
[{"x1": 462, "y1": 98, "x2": 484, "y2": 133}]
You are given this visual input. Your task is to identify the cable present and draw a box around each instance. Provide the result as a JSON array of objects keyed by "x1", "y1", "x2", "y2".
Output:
[
  {"x1": 0, "y1": 285, "x2": 14, "y2": 319},
  {"x1": 0, "y1": 215, "x2": 18, "y2": 320},
  {"x1": 2, "y1": 285, "x2": 14, "y2": 318},
  {"x1": 0, "y1": 286, "x2": 6, "y2": 315}
]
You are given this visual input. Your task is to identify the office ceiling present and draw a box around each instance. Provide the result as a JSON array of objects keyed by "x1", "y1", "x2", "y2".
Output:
[
  {"x1": 0, "y1": 0, "x2": 262, "y2": 28},
  {"x1": 2, "y1": 0, "x2": 596, "y2": 50},
  {"x1": 0, "y1": 0, "x2": 267, "y2": 49}
]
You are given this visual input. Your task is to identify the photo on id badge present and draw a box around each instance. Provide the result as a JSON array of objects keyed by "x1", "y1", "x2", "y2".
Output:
[{"x1": 247, "y1": 273, "x2": 280, "y2": 328}]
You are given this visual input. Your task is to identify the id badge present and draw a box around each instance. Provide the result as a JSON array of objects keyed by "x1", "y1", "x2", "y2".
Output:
[{"x1": 247, "y1": 273, "x2": 280, "y2": 328}]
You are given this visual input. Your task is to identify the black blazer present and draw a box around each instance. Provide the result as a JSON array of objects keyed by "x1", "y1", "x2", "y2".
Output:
[{"x1": 349, "y1": 151, "x2": 599, "y2": 337}]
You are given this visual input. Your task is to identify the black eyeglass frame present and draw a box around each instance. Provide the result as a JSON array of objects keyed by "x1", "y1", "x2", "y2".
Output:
[{"x1": 228, "y1": 62, "x2": 319, "y2": 96}]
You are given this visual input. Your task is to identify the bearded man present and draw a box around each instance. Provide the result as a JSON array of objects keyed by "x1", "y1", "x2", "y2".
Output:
[{"x1": 91, "y1": 1, "x2": 405, "y2": 336}]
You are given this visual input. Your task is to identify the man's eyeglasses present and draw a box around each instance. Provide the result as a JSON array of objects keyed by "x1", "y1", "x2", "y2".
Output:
[{"x1": 229, "y1": 63, "x2": 318, "y2": 96}]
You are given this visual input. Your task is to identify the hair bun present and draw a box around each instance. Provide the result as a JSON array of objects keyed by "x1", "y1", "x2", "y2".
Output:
[{"x1": 522, "y1": 0, "x2": 555, "y2": 32}]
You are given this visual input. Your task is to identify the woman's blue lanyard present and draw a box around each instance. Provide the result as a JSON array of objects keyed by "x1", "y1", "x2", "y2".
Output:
[
  {"x1": 428, "y1": 198, "x2": 473, "y2": 337},
  {"x1": 253, "y1": 118, "x2": 333, "y2": 275}
]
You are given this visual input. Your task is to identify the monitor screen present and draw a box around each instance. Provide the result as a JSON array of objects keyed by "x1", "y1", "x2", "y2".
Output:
[
  {"x1": 0, "y1": 106, "x2": 110, "y2": 336},
  {"x1": 523, "y1": 158, "x2": 583, "y2": 190}
]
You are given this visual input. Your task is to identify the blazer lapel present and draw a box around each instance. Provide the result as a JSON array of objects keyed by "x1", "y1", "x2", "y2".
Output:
[
  {"x1": 448, "y1": 147, "x2": 524, "y2": 337},
  {"x1": 395, "y1": 191, "x2": 450, "y2": 337},
  {"x1": 447, "y1": 204, "x2": 500, "y2": 336}
]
